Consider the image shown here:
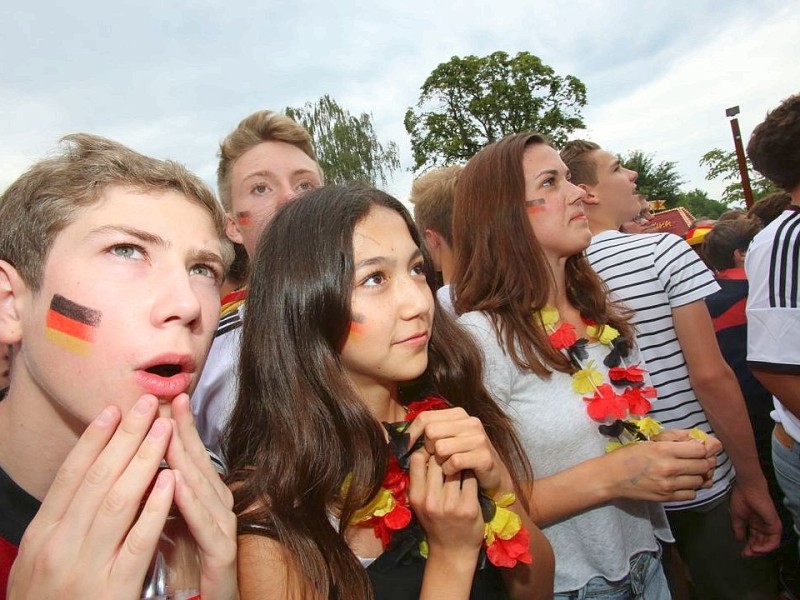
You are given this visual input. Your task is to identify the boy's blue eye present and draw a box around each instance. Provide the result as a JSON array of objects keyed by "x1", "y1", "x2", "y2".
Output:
[
  {"x1": 190, "y1": 264, "x2": 219, "y2": 280},
  {"x1": 111, "y1": 244, "x2": 144, "y2": 259}
]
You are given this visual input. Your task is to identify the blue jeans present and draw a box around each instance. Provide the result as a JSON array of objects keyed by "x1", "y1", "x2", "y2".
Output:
[
  {"x1": 553, "y1": 550, "x2": 670, "y2": 599},
  {"x1": 773, "y1": 429, "x2": 800, "y2": 545}
]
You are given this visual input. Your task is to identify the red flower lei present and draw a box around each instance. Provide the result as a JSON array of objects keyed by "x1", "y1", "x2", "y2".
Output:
[
  {"x1": 535, "y1": 307, "x2": 663, "y2": 450},
  {"x1": 349, "y1": 396, "x2": 532, "y2": 569}
]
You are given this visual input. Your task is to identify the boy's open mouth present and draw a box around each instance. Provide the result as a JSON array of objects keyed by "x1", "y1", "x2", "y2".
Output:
[{"x1": 145, "y1": 364, "x2": 182, "y2": 377}]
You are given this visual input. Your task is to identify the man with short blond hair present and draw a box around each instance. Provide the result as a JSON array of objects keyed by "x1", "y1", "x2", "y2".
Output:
[
  {"x1": 410, "y1": 165, "x2": 462, "y2": 314},
  {"x1": 0, "y1": 134, "x2": 237, "y2": 597},
  {"x1": 192, "y1": 110, "x2": 323, "y2": 453}
]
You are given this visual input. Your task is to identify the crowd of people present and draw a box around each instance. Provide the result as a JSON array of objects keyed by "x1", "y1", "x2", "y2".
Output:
[{"x1": 0, "y1": 92, "x2": 798, "y2": 599}]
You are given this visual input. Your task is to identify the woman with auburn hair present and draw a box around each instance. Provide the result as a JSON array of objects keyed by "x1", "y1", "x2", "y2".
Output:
[
  {"x1": 452, "y1": 133, "x2": 722, "y2": 599},
  {"x1": 225, "y1": 185, "x2": 554, "y2": 599}
]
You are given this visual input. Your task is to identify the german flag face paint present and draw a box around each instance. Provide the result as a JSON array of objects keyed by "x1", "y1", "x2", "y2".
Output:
[
  {"x1": 525, "y1": 197, "x2": 546, "y2": 214},
  {"x1": 347, "y1": 313, "x2": 366, "y2": 340},
  {"x1": 236, "y1": 211, "x2": 251, "y2": 228},
  {"x1": 45, "y1": 294, "x2": 102, "y2": 356}
]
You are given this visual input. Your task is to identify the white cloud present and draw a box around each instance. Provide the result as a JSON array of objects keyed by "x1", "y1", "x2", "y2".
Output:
[
  {"x1": 582, "y1": 4, "x2": 800, "y2": 199},
  {"x1": 2, "y1": 0, "x2": 798, "y2": 209}
]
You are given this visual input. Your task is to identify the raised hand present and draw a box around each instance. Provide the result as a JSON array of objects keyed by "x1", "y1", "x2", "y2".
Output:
[
  {"x1": 167, "y1": 394, "x2": 238, "y2": 600},
  {"x1": 7, "y1": 396, "x2": 173, "y2": 600}
]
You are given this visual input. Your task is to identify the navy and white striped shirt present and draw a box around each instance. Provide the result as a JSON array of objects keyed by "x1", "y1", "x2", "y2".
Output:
[{"x1": 587, "y1": 230, "x2": 732, "y2": 510}]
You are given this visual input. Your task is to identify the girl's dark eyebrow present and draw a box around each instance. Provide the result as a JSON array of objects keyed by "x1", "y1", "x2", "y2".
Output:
[
  {"x1": 534, "y1": 168, "x2": 558, "y2": 179},
  {"x1": 355, "y1": 248, "x2": 423, "y2": 269},
  {"x1": 355, "y1": 256, "x2": 392, "y2": 269}
]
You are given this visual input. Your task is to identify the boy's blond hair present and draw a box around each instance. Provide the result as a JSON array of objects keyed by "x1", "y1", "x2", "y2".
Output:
[
  {"x1": 0, "y1": 133, "x2": 232, "y2": 291},
  {"x1": 410, "y1": 165, "x2": 462, "y2": 246},
  {"x1": 217, "y1": 110, "x2": 320, "y2": 211}
]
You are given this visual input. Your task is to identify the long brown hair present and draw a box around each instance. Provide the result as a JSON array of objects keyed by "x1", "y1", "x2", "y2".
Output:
[
  {"x1": 452, "y1": 133, "x2": 633, "y2": 377},
  {"x1": 225, "y1": 185, "x2": 532, "y2": 599}
]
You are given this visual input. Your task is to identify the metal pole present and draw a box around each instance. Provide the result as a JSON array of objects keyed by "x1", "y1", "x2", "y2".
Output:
[{"x1": 728, "y1": 115, "x2": 755, "y2": 209}]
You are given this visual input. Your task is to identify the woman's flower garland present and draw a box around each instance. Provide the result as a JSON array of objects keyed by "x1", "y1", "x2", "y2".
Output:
[
  {"x1": 347, "y1": 396, "x2": 532, "y2": 569},
  {"x1": 535, "y1": 306, "x2": 663, "y2": 451}
]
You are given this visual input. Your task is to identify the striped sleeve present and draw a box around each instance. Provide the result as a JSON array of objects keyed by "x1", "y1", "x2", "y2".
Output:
[{"x1": 652, "y1": 234, "x2": 718, "y2": 308}]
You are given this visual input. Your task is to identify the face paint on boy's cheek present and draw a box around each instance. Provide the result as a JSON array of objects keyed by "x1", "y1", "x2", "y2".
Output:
[
  {"x1": 236, "y1": 211, "x2": 251, "y2": 227},
  {"x1": 525, "y1": 198, "x2": 546, "y2": 214},
  {"x1": 45, "y1": 294, "x2": 102, "y2": 356}
]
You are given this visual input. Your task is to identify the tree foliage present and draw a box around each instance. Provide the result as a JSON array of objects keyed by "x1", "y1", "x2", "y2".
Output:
[
  {"x1": 677, "y1": 188, "x2": 728, "y2": 219},
  {"x1": 699, "y1": 148, "x2": 779, "y2": 206},
  {"x1": 285, "y1": 94, "x2": 400, "y2": 186},
  {"x1": 404, "y1": 51, "x2": 587, "y2": 172},
  {"x1": 619, "y1": 150, "x2": 685, "y2": 208}
]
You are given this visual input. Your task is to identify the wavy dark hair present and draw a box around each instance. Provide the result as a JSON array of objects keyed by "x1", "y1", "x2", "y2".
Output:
[
  {"x1": 452, "y1": 133, "x2": 634, "y2": 377},
  {"x1": 225, "y1": 185, "x2": 532, "y2": 599},
  {"x1": 747, "y1": 93, "x2": 800, "y2": 192}
]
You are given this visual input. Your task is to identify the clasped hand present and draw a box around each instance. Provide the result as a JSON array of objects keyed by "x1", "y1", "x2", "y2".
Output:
[
  {"x1": 7, "y1": 394, "x2": 238, "y2": 600},
  {"x1": 611, "y1": 428, "x2": 722, "y2": 503},
  {"x1": 403, "y1": 408, "x2": 513, "y2": 556}
]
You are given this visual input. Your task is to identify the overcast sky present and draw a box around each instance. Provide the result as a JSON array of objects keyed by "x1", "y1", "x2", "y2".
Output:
[{"x1": 2, "y1": 0, "x2": 798, "y2": 205}]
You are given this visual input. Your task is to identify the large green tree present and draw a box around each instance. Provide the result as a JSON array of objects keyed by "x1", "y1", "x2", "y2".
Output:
[
  {"x1": 699, "y1": 148, "x2": 779, "y2": 206},
  {"x1": 285, "y1": 94, "x2": 400, "y2": 186},
  {"x1": 404, "y1": 51, "x2": 587, "y2": 172},
  {"x1": 619, "y1": 150, "x2": 684, "y2": 208}
]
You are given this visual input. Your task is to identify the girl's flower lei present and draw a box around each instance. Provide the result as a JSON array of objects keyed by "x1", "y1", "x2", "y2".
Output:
[
  {"x1": 534, "y1": 307, "x2": 663, "y2": 451},
  {"x1": 347, "y1": 396, "x2": 533, "y2": 569}
]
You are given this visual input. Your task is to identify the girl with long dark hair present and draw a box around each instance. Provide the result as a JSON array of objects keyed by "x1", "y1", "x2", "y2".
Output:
[
  {"x1": 225, "y1": 186, "x2": 554, "y2": 599},
  {"x1": 452, "y1": 133, "x2": 722, "y2": 598}
]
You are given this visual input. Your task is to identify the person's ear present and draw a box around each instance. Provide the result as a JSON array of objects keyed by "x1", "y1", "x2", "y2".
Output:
[
  {"x1": 0, "y1": 260, "x2": 27, "y2": 344},
  {"x1": 578, "y1": 183, "x2": 599, "y2": 205},
  {"x1": 733, "y1": 248, "x2": 747, "y2": 268},
  {"x1": 225, "y1": 214, "x2": 245, "y2": 245},
  {"x1": 423, "y1": 229, "x2": 441, "y2": 250}
]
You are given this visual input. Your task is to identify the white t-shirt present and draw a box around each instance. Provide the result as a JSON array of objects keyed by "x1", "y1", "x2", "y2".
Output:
[
  {"x1": 436, "y1": 284, "x2": 455, "y2": 316},
  {"x1": 191, "y1": 305, "x2": 242, "y2": 458},
  {"x1": 586, "y1": 230, "x2": 732, "y2": 510},
  {"x1": 745, "y1": 206, "x2": 800, "y2": 442},
  {"x1": 458, "y1": 310, "x2": 672, "y2": 593}
]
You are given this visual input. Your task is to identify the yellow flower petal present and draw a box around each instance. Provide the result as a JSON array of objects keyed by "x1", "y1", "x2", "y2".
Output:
[
  {"x1": 494, "y1": 493, "x2": 517, "y2": 508},
  {"x1": 486, "y1": 505, "x2": 522, "y2": 540},
  {"x1": 484, "y1": 522, "x2": 496, "y2": 545},
  {"x1": 419, "y1": 538, "x2": 429, "y2": 558},
  {"x1": 586, "y1": 324, "x2": 620, "y2": 344},
  {"x1": 572, "y1": 360, "x2": 604, "y2": 393},
  {"x1": 606, "y1": 440, "x2": 624, "y2": 452},
  {"x1": 537, "y1": 306, "x2": 559, "y2": 327},
  {"x1": 632, "y1": 417, "x2": 664, "y2": 438},
  {"x1": 689, "y1": 427, "x2": 709, "y2": 442},
  {"x1": 351, "y1": 488, "x2": 395, "y2": 523}
]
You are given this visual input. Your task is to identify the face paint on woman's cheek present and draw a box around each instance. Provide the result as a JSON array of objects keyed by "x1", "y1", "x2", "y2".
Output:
[
  {"x1": 525, "y1": 198, "x2": 546, "y2": 214},
  {"x1": 45, "y1": 294, "x2": 102, "y2": 356},
  {"x1": 236, "y1": 211, "x2": 251, "y2": 228},
  {"x1": 347, "y1": 313, "x2": 366, "y2": 340}
]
